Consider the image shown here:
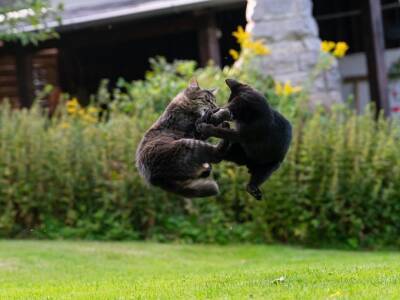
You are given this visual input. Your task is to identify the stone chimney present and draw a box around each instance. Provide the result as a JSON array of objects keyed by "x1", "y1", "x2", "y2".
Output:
[{"x1": 246, "y1": 0, "x2": 342, "y2": 105}]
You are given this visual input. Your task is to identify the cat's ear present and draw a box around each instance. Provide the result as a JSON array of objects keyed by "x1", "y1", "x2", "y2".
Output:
[
  {"x1": 208, "y1": 88, "x2": 219, "y2": 96},
  {"x1": 188, "y1": 78, "x2": 200, "y2": 89},
  {"x1": 225, "y1": 78, "x2": 241, "y2": 90}
]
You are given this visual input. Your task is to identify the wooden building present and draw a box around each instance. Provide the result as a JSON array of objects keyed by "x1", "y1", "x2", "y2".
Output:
[
  {"x1": 0, "y1": 0, "x2": 246, "y2": 106},
  {"x1": 0, "y1": 0, "x2": 397, "y2": 115},
  {"x1": 313, "y1": 0, "x2": 400, "y2": 115}
]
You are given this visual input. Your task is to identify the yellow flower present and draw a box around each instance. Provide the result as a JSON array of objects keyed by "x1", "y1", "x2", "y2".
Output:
[
  {"x1": 275, "y1": 81, "x2": 302, "y2": 96},
  {"x1": 59, "y1": 122, "x2": 70, "y2": 129},
  {"x1": 333, "y1": 41, "x2": 349, "y2": 58},
  {"x1": 321, "y1": 41, "x2": 336, "y2": 53},
  {"x1": 321, "y1": 40, "x2": 349, "y2": 58},
  {"x1": 249, "y1": 40, "x2": 271, "y2": 55},
  {"x1": 283, "y1": 82, "x2": 293, "y2": 96},
  {"x1": 66, "y1": 98, "x2": 80, "y2": 115},
  {"x1": 87, "y1": 106, "x2": 98, "y2": 115},
  {"x1": 232, "y1": 25, "x2": 250, "y2": 44},
  {"x1": 229, "y1": 49, "x2": 240, "y2": 60},
  {"x1": 275, "y1": 82, "x2": 283, "y2": 96},
  {"x1": 229, "y1": 25, "x2": 271, "y2": 59},
  {"x1": 67, "y1": 107, "x2": 78, "y2": 114},
  {"x1": 66, "y1": 98, "x2": 79, "y2": 108},
  {"x1": 284, "y1": 81, "x2": 302, "y2": 96}
]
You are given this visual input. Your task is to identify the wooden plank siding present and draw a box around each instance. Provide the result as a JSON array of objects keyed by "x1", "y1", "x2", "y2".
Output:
[
  {"x1": 0, "y1": 55, "x2": 19, "y2": 106},
  {"x1": 32, "y1": 49, "x2": 59, "y2": 93},
  {"x1": 0, "y1": 49, "x2": 59, "y2": 107}
]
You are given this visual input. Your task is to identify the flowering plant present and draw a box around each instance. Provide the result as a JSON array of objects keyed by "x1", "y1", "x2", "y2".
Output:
[
  {"x1": 321, "y1": 41, "x2": 349, "y2": 58},
  {"x1": 61, "y1": 98, "x2": 98, "y2": 127},
  {"x1": 229, "y1": 26, "x2": 270, "y2": 61}
]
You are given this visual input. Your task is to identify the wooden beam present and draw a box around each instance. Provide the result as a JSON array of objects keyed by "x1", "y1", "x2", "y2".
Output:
[
  {"x1": 363, "y1": 0, "x2": 390, "y2": 118},
  {"x1": 0, "y1": 14, "x2": 198, "y2": 53},
  {"x1": 197, "y1": 13, "x2": 221, "y2": 67},
  {"x1": 16, "y1": 50, "x2": 34, "y2": 108}
]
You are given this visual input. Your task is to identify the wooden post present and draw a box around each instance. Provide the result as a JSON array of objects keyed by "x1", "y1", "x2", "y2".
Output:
[
  {"x1": 197, "y1": 13, "x2": 221, "y2": 67},
  {"x1": 16, "y1": 50, "x2": 34, "y2": 107},
  {"x1": 363, "y1": 0, "x2": 390, "y2": 118}
]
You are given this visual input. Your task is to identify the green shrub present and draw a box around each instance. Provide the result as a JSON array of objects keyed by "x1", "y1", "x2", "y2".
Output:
[{"x1": 0, "y1": 56, "x2": 399, "y2": 249}]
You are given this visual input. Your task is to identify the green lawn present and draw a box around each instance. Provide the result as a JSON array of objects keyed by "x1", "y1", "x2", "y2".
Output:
[{"x1": 0, "y1": 241, "x2": 399, "y2": 299}]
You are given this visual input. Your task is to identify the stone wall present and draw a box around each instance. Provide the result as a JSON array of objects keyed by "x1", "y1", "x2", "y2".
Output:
[{"x1": 246, "y1": 0, "x2": 342, "y2": 104}]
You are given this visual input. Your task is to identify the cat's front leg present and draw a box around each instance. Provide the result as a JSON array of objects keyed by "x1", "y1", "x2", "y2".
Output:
[
  {"x1": 195, "y1": 109, "x2": 219, "y2": 140},
  {"x1": 176, "y1": 138, "x2": 225, "y2": 163},
  {"x1": 196, "y1": 123, "x2": 241, "y2": 143},
  {"x1": 209, "y1": 108, "x2": 233, "y2": 125}
]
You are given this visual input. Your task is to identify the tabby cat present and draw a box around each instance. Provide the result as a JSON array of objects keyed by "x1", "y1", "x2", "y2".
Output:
[{"x1": 136, "y1": 80, "x2": 227, "y2": 198}]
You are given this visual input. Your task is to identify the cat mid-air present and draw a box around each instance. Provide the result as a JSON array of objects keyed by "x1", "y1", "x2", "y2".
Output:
[
  {"x1": 136, "y1": 80, "x2": 228, "y2": 198},
  {"x1": 196, "y1": 79, "x2": 292, "y2": 200}
]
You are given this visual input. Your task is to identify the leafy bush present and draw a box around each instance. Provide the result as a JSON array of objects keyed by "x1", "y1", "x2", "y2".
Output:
[
  {"x1": 0, "y1": 54, "x2": 399, "y2": 249},
  {"x1": 0, "y1": 29, "x2": 397, "y2": 248}
]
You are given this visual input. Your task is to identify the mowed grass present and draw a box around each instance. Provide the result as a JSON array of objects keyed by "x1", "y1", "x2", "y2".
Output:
[{"x1": 0, "y1": 241, "x2": 399, "y2": 299}]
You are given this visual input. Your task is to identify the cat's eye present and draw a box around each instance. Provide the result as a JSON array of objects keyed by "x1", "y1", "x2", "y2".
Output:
[
  {"x1": 208, "y1": 88, "x2": 218, "y2": 96},
  {"x1": 203, "y1": 94, "x2": 215, "y2": 103}
]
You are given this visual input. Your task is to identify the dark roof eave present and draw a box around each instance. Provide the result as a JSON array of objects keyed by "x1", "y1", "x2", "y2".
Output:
[{"x1": 57, "y1": 0, "x2": 246, "y2": 32}]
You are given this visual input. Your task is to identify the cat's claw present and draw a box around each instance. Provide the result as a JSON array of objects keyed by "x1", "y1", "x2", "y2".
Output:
[{"x1": 246, "y1": 184, "x2": 262, "y2": 200}]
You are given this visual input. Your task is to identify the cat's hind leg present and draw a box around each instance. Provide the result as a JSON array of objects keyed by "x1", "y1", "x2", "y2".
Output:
[
  {"x1": 247, "y1": 162, "x2": 281, "y2": 200},
  {"x1": 181, "y1": 179, "x2": 219, "y2": 197},
  {"x1": 155, "y1": 178, "x2": 219, "y2": 198}
]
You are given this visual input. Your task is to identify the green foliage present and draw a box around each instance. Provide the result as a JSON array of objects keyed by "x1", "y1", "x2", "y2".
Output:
[
  {"x1": 110, "y1": 57, "x2": 279, "y2": 117},
  {"x1": 0, "y1": 0, "x2": 63, "y2": 46},
  {"x1": 0, "y1": 57, "x2": 400, "y2": 248}
]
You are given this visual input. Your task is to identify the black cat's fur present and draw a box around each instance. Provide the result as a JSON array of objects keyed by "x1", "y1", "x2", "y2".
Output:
[
  {"x1": 136, "y1": 80, "x2": 227, "y2": 198},
  {"x1": 196, "y1": 79, "x2": 292, "y2": 200}
]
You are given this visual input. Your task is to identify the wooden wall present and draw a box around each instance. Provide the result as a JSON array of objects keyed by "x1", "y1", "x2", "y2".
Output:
[
  {"x1": 32, "y1": 48, "x2": 59, "y2": 93},
  {"x1": 0, "y1": 55, "x2": 19, "y2": 106},
  {"x1": 0, "y1": 48, "x2": 59, "y2": 107}
]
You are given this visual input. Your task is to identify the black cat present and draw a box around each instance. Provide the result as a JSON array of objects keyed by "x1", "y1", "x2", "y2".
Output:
[{"x1": 196, "y1": 79, "x2": 292, "y2": 200}]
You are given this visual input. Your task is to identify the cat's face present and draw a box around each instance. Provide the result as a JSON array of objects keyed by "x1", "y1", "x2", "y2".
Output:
[
  {"x1": 225, "y1": 78, "x2": 270, "y2": 122},
  {"x1": 226, "y1": 78, "x2": 265, "y2": 105},
  {"x1": 226, "y1": 79, "x2": 249, "y2": 102},
  {"x1": 184, "y1": 79, "x2": 218, "y2": 116}
]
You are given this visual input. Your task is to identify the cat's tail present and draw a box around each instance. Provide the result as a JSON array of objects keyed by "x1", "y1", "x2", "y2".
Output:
[{"x1": 153, "y1": 178, "x2": 219, "y2": 198}]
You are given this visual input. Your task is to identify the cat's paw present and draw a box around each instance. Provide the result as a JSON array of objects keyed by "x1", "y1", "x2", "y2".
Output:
[
  {"x1": 246, "y1": 184, "x2": 262, "y2": 200},
  {"x1": 199, "y1": 163, "x2": 212, "y2": 178},
  {"x1": 196, "y1": 123, "x2": 212, "y2": 138},
  {"x1": 199, "y1": 109, "x2": 214, "y2": 124},
  {"x1": 210, "y1": 109, "x2": 231, "y2": 125}
]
